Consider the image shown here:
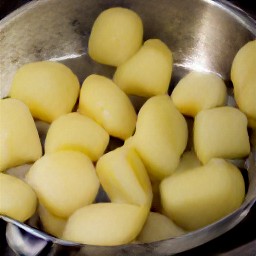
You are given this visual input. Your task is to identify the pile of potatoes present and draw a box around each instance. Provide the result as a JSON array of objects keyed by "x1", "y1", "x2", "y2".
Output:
[{"x1": 0, "y1": 6, "x2": 255, "y2": 246}]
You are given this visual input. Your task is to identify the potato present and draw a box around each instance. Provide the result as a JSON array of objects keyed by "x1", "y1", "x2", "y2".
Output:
[
  {"x1": 133, "y1": 95, "x2": 188, "y2": 180},
  {"x1": 38, "y1": 205, "x2": 66, "y2": 238},
  {"x1": 45, "y1": 112, "x2": 109, "y2": 161},
  {"x1": 26, "y1": 151, "x2": 99, "y2": 218},
  {"x1": 113, "y1": 39, "x2": 173, "y2": 97},
  {"x1": 78, "y1": 74, "x2": 137, "y2": 140},
  {"x1": 194, "y1": 106, "x2": 250, "y2": 164},
  {"x1": 0, "y1": 173, "x2": 37, "y2": 222},
  {"x1": 137, "y1": 212, "x2": 185, "y2": 243},
  {"x1": 160, "y1": 158, "x2": 245, "y2": 230},
  {"x1": 171, "y1": 71, "x2": 227, "y2": 117},
  {"x1": 0, "y1": 98, "x2": 42, "y2": 172},
  {"x1": 9, "y1": 61, "x2": 80, "y2": 123},
  {"x1": 62, "y1": 203, "x2": 148, "y2": 245},
  {"x1": 96, "y1": 146, "x2": 152, "y2": 207},
  {"x1": 88, "y1": 7, "x2": 143, "y2": 66},
  {"x1": 175, "y1": 151, "x2": 201, "y2": 173}
]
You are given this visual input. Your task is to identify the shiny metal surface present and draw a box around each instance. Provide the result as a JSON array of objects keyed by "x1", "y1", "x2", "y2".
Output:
[{"x1": 0, "y1": 0, "x2": 256, "y2": 255}]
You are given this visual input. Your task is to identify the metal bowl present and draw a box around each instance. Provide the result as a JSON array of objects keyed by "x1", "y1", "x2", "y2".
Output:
[{"x1": 0, "y1": 0, "x2": 255, "y2": 255}]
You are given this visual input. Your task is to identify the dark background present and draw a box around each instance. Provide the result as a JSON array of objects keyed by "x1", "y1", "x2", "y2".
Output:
[{"x1": 0, "y1": 1, "x2": 255, "y2": 255}]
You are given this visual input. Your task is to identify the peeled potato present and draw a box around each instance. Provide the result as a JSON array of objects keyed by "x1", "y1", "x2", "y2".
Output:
[
  {"x1": 78, "y1": 74, "x2": 137, "y2": 140},
  {"x1": 194, "y1": 106, "x2": 250, "y2": 164},
  {"x1": 0, "y1": 98, "x2": 42, "y2": 172},
  {"x1": 9, "y1": 61, "x2": 80, "y2": 123},
  {"x1": 96, "y1": 146, "x2": 152, "y2": 207},
  {"x1": 171, "y1": 71, "x2": 227, "y2": 117},
  {"x1": 62, "y1": 203, "x2": 148, "y2": 245},
  {"x1": 45, "y1": 112, "x2": 109, "y2": 161},
  {"x1": 113, "y1": 39, "x2": 173, "y2": 97},
  {"x1": 137, "y1": 212, "x2": 185, "y2": 243},
  {"x1": 133, "y1": 95, "x2": 188, "y2": 180},
  {"x1": 160, "y1": 158, "x2": 245, "y2": 230},
  {"x1": 88, "y1": 7, "x2": 143, "y2": 66},
  {"x1": 175, "y1": 151, "x2": 201, "y2": 173},
  {"x1": 26, "y1": 151, "x2": 99, "y2": 218},
  {"x1": 0, "y1": 173, "x2": 37, "y2": 222}
]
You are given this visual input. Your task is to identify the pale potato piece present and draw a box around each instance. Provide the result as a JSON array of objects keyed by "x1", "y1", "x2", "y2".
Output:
[
  {"x1": 194, "y1": 106, "x2": 250, "y2": 164},
  {"x1": 78, "y1": 74, "x2": 137, "y2": 140},
  {"x1": 0, "y1": 173, "x2": 37, "y2": 222},
  {"x1": 45, "y1": 112, "x2": 109, "y2": 161},
  {"x1": 171, "y1": 71, "x2": 227, "y2": 117},
  {"x1": 175, "y1": 151, "x2": 201, "y2": 173},
  {"x1": 137, "y1": 212, "x2": 185, "y2": 243},
  {"x1": 160, "y1": 158, "x2": 245, "y2": 230},
  {"x1": 62, "y1": 203, "x2": 148, "y2": 245},
  {"x1": 133, "y1": 95, "x2": 188, "y2": 180},
  {"x1": 26, "y1": 151, "x2": 99, "y2": 218},
  {"x1": 88, "y1": 7, "x2": 143, "y2": 66},
  {"x1": 96, "y1": 146, "x2": 152, "y2": 207},
  {"x1": 113, "y1": 39, "x2": 173, "y2": 97},
  {"x1": 39, "y1": 205, "x2": 67, "y2": 238},
  {"x1": 9, "y1": 61, "x2": 80, "y2": 123},
  {"x1": 0, "y1": 99, "x2": 42, "y2": 172}
]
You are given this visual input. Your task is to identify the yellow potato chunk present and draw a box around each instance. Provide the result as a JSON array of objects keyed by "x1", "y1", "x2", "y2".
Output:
[
  {"x1": 62, "y1": 203, "x2": 148, "y2": 245},
  {"x1": 194, "y1": 106, "x2": 250, "y2": 164},
  {"x1": 45, "y1": 112, "x2": 109, "y2": 161},
  {"x1": 96, "y1": 146, "x2": 152, "y2": 207},
  {"x1": 137, "y1": 212, "x2": 185, "y2": 243},
  {"x1": 133, "y1": 95, "x2": 188, "y2": 180},
  {"x1": 160, "y1": 158, "x2": 245, "y2": 230},
  {"x1": 171, "y1": 71, "x2": 227, "y2": 117},
  {"x1": 0, "y1": 98, "x2": 42, "y2": 172},
  {"x1": 88, "y1": 7, "x2": 143, "y2": 66},
  {"x1": 38, "y1": 205, "x2": 67, "y2": 238},
  {"x1": 9, "y1": 61, "x2": 80, "y2": 123},
  {"x1": 78, "y1": 74, "x2": 137, "y2": 140},
  {"x1": 175, "y1": 151, "x2": 201, "y2": 173},
  {"x1": 0, "y1": 173, "x2": 37, "y2": 222},
  {"x1": 26, "y1": 151, "x2": 99, "y2": 218},
  {"x1": 113, "y1": 39, "x2": 173, "y2": 97}
]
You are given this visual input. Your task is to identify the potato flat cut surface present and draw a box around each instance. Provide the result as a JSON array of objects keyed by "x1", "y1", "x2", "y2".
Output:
[
  {"x1": 9, "y1": 61, "x2": 80, "y2": 123},
  {"x1": 62, "y1": 203, "x2": 148, "y2": 246},
  {"x1": 88, "y1": 7, "x2": 143, "y2": 66},
  {"x1": 0, "y1": 98, "x2": 42, "y2": 172}
]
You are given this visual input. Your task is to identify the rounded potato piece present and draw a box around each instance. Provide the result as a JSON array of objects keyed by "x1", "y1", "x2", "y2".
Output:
[
  {"x1": 113, "y1": 39, "x2": 173, "y2": 97},
  {"x1": 171, "y1": 71, "x2": 227, "y2": 117},
  {"x1": 9, "y1": 61, "x2": 80, "y2": 123},
  {"x1": 160, "y1": 158, "x2": 245, "y2": 230},
  {"x1": 39, "y1": 205, "x2": 67, "y2": 238},
  {"x1": 137, "y1": 212, "x2": 185, "y2": 243},
  {"x1": 45, "y1": 112, "x2": 109, "y2": 161},
  {"x1": 0, "y1": 98, "x2": 42, "y2": 172},
  {"x1": 26, "y1": 151, "x2": 99, "y2": 218},
  {"x1": 88, "y1": 7, "x2": 143, "y2": 66},
  {"x1": 62, "y1": 203, "x2": 148, "y2": 246},
  {"x1": 133, "y1": 95, "x2": 188, "y2": 180},
  {"x1": 96, "y1": 146, "x2": 152, "y2": 207},
  {"x1": 194, "y1": 106, "x2": 250, "y2": 164},
  {"x1": 78, "y1": 74, "x2": 137, "y2": 140},
  {"x1": 0, "y1": 173, "x2": 37, "y2": 222},
  {"x1": 174, "y1": 151, "x2": 201, "y2": 173}
]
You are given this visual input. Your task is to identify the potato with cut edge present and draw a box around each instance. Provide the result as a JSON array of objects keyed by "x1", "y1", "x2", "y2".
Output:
[
  {"x1": 9, "y1": 61, "x2": 80, "y2": 123},
  {"x1": 78, "y1": 74, "x2": 137, "y2": 140},
  {"x1": 88, "y1": 7, "x2": 143, "y2": 66},
  {"x1": 45, "y1": 112, "x2": 109, "y2": 161},
  {"x1": 0, "y1": 173, "x2": 37, "y2": 222},
  {"x1": 0, "y1": 98, "x2": 42, "y2": 172},
  {"x1": 171, "y1": 71, "x2": 227, "y2": 117},
  {"x1": 175, "y1": 151, "x2": 201, "y2": 173},
  {"x1": 26, "y1": 151, "x2": 99, "y2": 218},
  {"x1": 96, "y1": 146, "x2": 152, "y2": 207},
  {"x1": 113, "y1": 39, "x2": 173, "y2": 97},
  {"x1": 194, "y1": 106, "x2": 250, "y2": 164},
  {"x1": 160, "y1": 158, "x2": 245, "y2": 231},
  {"x1": 62, "y1": 203, "x2": 148, "y2": 246}
]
